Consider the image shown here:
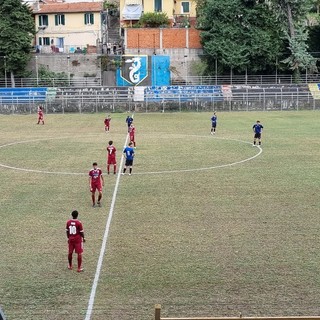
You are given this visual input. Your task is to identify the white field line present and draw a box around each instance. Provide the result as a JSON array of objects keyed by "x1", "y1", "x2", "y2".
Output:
[
  {"x1": 84, "y1": 126, "x2": 130, "y2": 320},
  {"x1": 0, "y1": 136, "x2": 262, "y2": 176},
  {"x1": 136, "y1": 140, "x2": 262, "y2": 175},
  {"x1": 0, "y1": 136, "x2": 97, "y2": 175}
]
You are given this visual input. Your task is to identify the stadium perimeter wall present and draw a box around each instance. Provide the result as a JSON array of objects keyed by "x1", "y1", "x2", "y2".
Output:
[{"x1": 0, "y1": 85, "x2": 319, "y2": 114}]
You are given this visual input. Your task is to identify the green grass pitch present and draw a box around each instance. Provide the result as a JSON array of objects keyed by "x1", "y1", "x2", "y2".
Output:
[{"x1": 0, "y1": 111, "x2": 319, "y2": 320}]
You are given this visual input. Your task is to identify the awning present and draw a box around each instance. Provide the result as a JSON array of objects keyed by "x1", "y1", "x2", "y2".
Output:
[
  {"x1": 122, "y1": 4, "x2": 143, "y2": 20},
  {"x1": 125, "y1": 0, "x2": 142, "y2": 5}
]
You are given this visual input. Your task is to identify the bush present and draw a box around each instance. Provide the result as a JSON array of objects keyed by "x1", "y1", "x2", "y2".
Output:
[{"x1": 139, "y1": 12, "x2": 169, "y2": 28}]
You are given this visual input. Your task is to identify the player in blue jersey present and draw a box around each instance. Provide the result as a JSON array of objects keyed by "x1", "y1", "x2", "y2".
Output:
[
  {"x1": 252, "y1": 120, "x2": 264, "y2": 146},
  {"x1": 122, "y1": 142, "x2": 135, "y2": 175},
  {"x1": 210, "y1": 112, "x2": 217, "y2": 135},
  {"x1": 126, "y1": 116, "x2": 133, "y2": 132}
]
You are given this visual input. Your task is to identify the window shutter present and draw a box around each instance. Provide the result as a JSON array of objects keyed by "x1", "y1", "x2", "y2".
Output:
[
  {"x1": 84, "y1": 13, "x2": 87, "y2": 24},
  {"x1": 39, "y1": 16, "x2": 41, "y2": 26},
  {"x1": 91, "y1": 13, "x2": 94, "y2": 24},
  {"x1": 55, "y1": 15, "x2": 58, "y2": 25},
  {"x1": 182, "y1": 2, "x2": 189, "y2": 12},
  {"x1": 62, "y1": 15, "x2": 65, "y2": 25}
]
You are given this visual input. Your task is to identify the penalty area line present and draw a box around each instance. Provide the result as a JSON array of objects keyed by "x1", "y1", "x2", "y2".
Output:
[{"x1": 84, "y1": 124, "x2": 131, "y2": 320}]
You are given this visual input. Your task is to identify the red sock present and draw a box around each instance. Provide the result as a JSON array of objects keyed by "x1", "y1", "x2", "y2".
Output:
[
  {"x1": 77, "y1": 254, "x2": 82, "y2": 269},
  {"x1": 92, "y1": 194, "x2": 95, "y2": 204},
  {"x1": 114, "y1": 165, "x2": 117, "y2": 174},
  {"x1": 68, "y1": 253, "x2": 72, "y2": 266},
  {"x1": 107, "y1": 164, "x2": 110, "y2": 173}
]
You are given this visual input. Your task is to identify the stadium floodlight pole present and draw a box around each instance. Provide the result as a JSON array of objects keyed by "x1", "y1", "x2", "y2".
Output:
[
  {"x1": 67, "y1": 55, "x2": 70, "y2": 86},
  {"x1": 275, "y1": 57, "x2": 278, "y2": 84},
  {"x1": 4, "y1": 56, "x2": 7, "y2": 88},
  {"x1": 35, "y1": 55, "x2": 39, "y2": 86},
  {"x1": 1, "y1": 56, "x2": 7, "y2": 88},
  {"x1": 184, "y1": 54, "x2": 188, "y2": 84}
]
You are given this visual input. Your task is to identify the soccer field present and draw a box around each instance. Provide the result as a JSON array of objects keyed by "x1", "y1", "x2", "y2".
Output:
[{"x1": 0, "y1": 111, "x2": 319, "y2": 320}]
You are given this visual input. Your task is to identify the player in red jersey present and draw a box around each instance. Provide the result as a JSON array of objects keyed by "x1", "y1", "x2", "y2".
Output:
[
  {"x1": 104, "y1": 114, "x2": 111, "y2": 133},
  {"x1": 66, "y1": 210, "x2": 85, "y2": 272},
  {"x1": 129, "y1": 123, "x2": 136, "y2": 147},
  {"x1": 37, "y1": 105, "x2": 44, "y2": 125},
  {"x1": 106, "y1": 140, "x2": 117, "y2": 174},
  {"x1": 89, "y1": 162, "x2": 104, "y2": 207}
]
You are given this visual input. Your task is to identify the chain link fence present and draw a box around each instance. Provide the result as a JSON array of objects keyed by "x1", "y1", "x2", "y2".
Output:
[{"x1": 0, "y1": 84, "x2": 319, "y2": 114}]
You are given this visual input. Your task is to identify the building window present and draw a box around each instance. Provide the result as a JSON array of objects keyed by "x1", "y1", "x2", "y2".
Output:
[
  {"x1": 55, "y1": 14, "x2": 65, "y2": 26},
  {"x1": 39, "y1": 37, "x2": 50, "y2": 46},
  {"x1": 84, "y1": 13, "x2": 94, "y2": 25},
  {"x1": 154, "y1": 0, "x2": 162, "y2": 12},
  {"x1": 38, "y1": 15, "x2": 48, "y2": 26},
  {"x1": 181, "y1": 2, "x2": 190, "y2": 13}
]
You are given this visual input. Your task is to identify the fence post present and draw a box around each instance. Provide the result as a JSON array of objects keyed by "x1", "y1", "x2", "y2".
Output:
[{"x1": 155, "y1": 304, "x2": 161, "y2": 320}]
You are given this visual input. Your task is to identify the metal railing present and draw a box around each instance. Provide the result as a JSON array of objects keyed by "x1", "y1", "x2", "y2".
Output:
[
  {"x1": 1, "y1": 74, "x2": 320, "y2": 88},
  {"x1": 0, "y1": 85, "x2": 319, "y2": 114}
]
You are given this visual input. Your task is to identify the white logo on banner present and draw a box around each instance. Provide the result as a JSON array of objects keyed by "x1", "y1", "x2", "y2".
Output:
[{"x1": 126, "y1": 57, "x2": 141, "y2": 84}]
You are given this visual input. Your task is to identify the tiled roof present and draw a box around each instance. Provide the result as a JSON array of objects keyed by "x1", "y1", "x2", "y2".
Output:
[{"x1": 34, "y1": 1, "x2": 103, "y2": 14}]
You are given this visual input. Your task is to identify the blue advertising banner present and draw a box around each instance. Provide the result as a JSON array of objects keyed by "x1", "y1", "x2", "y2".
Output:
[
  {"x1": 0, "y1": 87, "x2": 48, "y2": 104},
  {"x1": 145, "y1": 85, "x2": 224, "y2": 102},
  {"x1": 151, "y1": 55, "x2": 170, "y2": 86}
]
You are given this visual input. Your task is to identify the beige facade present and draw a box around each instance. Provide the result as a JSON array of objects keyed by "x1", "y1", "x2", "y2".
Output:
[
  {"x1": 33, "y1": 1, "x2": 103, "y2": 54},
  {"x1": 120, "y1": 0, "x2": 197, "y2": 26}
]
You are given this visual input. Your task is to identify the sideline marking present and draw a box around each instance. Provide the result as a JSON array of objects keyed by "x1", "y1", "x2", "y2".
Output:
[
  {"x1": 84, "y1": 133, "x2": 129, "y2": 320},
  {"x1": 0, "y1": 136, "x2": 262, "y2": 176}
]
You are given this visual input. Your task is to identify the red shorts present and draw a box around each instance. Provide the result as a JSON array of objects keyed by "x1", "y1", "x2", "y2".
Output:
[
  {"x1": 91, "y1": 183, "x2": 102, "y2": 192},
  {"x1": 107, "y1": 156, "x2": 116, "y2": 165},
  {"x1": 68, "y1": 238, "x2": 83, "y2": 254},
  {"x1": 129, "y1": 135, "x2": 135, "y2": 142}
]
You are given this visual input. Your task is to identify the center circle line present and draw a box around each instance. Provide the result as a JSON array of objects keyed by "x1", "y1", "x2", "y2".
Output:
[{"x1": 0, "y1": 136, "x2": 262, "y2": 176}]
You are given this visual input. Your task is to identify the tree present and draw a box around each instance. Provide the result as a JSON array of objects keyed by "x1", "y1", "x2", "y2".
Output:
[
  {"x1": 0, "y1": 0, "x2": 35, "y2": 87},
  {"x1": 197, "y1": 0, "x2": 284, "y2": 75},
  {"x1": 271, "y1": 0, "x2": 317, "y2": 78}
]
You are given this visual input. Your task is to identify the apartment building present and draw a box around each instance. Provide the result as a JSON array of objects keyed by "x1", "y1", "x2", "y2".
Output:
[
  {"x1": 33, "y1": 0, "x2": 104, "y2": 53},
  {"x1": 120, "y1": 0, "x2": 197, "y2": 27}
]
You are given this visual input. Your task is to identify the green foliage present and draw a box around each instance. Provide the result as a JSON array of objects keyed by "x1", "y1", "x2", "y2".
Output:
[
  {"x1": 139, "y1": 12, "x2": 169, "y2": 28},
  {"x1": 100, "y1": 55, "x2": 122, "y2": 71},
  {"x1": 103, "y1": 0, "x2": 118, "y2": 9},
  {"x1": 36, "y1": 66, "x2": 69, "y2": 87},
  {"x1": 190, "y1": 60, "x2": 208, "y2": 76},
  {"x1": 0, "y1": 0, "x2": 35, "y2": 85},
  {"x1": 282, "y1": 27, "x2": 317, "y2": 81},
  {"x1": 198, "y1": 0, "x2": 319, "y2": 76},
  {"x1": 272, "y1": 0, "x2": 317, "y2": 76},
  {"x1": 84, "y1": 72, "x2": 97, "y2": 77},
  {"x1": 307, "y1": 24, "x2": 320, "y2": 53},
  {"x1": 199, "y1": 0, "x2": 284, "y2": 74}
]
